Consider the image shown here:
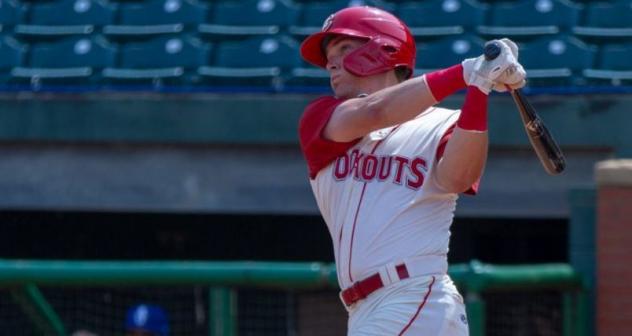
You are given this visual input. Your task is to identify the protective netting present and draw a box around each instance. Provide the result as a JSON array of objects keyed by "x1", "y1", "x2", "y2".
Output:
[
  {"x1": 0, "y1": 287, "x2": 566, "y2": 336},
  {"x1": 484, "y1": 290, "x2": 563, "y2": 336},
  {"x1": 0, "y1": 287, "x2": 347, "y2": 336}
]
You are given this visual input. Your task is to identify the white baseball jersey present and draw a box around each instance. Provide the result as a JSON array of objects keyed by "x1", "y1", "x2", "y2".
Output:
[{"x1": 299, "y1": 96, "x2": 477, "y2": 290}]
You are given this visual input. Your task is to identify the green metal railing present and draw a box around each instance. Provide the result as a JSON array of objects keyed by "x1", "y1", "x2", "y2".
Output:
[{"x1": 0, "y1": 259, "x2": 586, "y2": 336}]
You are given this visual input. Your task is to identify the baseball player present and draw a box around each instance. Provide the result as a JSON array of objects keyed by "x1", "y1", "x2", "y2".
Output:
[{"x1": 298, "y1": 6, "x2": 525, "y2": 336}]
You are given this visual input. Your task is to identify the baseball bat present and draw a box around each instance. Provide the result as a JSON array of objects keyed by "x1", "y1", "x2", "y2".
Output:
[{"x1": 483, "y1": 42, "x2": 566, "y2": 175}]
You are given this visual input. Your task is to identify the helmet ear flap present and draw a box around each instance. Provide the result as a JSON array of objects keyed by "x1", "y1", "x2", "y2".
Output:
[
  {"x1": 382, "y1": 45, "x2": 398, "y2": 54},
  {"x1": 343, "y1": 38, "x2": 413, "y2": 77}
]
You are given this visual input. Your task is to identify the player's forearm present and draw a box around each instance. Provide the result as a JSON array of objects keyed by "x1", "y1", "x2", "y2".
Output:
[
  {"x1": 435, "y1": 87, "x2": 489, "y2": 193},
  {"x1": 327, "y1": 65, "x2": 467, "y2": 142},
  {"x1": 358, "y1": 75, "x2": 436, "y2": 126},
  {"x1": 364, "y1": 64, "x2": 467, "y2": 127}
]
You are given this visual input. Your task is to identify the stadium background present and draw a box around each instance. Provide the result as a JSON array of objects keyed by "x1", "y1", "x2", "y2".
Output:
[{"x1": 0, "y1": 0, "x2": 629, "y2": 335}]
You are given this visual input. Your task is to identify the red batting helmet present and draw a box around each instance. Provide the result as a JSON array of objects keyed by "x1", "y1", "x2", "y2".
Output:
[{"x1": 300, "y1": 6, "x2": 416, "y2": 78}]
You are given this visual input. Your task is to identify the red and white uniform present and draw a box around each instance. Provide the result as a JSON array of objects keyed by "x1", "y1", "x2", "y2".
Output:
[{"x1": 300, "y1": 96, "x2": 474, "y2": 335}]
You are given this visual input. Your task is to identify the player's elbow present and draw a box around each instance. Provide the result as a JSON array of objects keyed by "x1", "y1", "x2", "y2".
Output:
[
  {"x1": 363, "y1": 97, "x2": 390, "y2": 127},
  {"x1": 440, "y1": 177, "x2": 475, "y2": 194},
  {"x1": 436, "y1": 169, "x2": 481, "y2": 194}
]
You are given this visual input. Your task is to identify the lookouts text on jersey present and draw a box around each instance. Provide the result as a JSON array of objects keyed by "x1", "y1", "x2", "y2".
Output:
[{"x1": 299, "y1": 96, "x2": 477, "y2": 290}]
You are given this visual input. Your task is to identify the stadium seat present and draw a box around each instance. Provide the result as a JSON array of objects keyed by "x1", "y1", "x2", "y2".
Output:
[
  {"x1": 104, "y1": 0, "x2": 208, "y2": 37},
  {"x1": 397, "y1": 0, "x2": 487, "y2": 38},
  {"x1": 198, "y1": 0, "x2": 299, "y2": 39},
  {"x1": 15, "y1": 0, "x2": 115, "y2": 37},
  {"x1": 287, "y1": 59, "x2": 330, "y2": 87},
  {"x1": 289, "y1": 0, "x2": 395, "y2": 37},
  {"x1": 12, "y1": 36, "x2": 115, "y2": 85},
  {"x1": 583, "y1": 44, "x2": 632, "y2": 85},
  {"x1": 478, "y1": 0, "x2": 582, "y2": 39},
  {"x1": 518, "y1": 35, "x2": 596, "y2": 86},
  {"x1": 0, "y1": 36, "x2": 25, "y2": 84},
  {"x1": 103, "y1": 36, "x2": 210, "y2": 85},
  {"x1": 0, "y1": 0, "x2": 25, "y2": 30},
  {"x1": 198, "y1": 35, "x2": 300, "y2": 89},
  {"x1": 573, "y1": 0, "x2": 632, "y2": 40},
  {"x1": 415, "y1": 34, "x2": 485, "y2": 74}
]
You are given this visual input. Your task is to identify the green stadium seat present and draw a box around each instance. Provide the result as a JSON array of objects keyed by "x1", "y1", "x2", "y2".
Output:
[
  {"x1": 518, "y1": 35, "x2": 596, "y2": 86},
  {"x1": 478, "y1": 0, "x2": 582, "y2": 39},
  {"x1": 415, "y1": 34, "x2": 485, "y2": 75},
  {"x1": 103, "y1": 36, "x2": 210, "y2": 85},
  {"x1": 573, "y1": 0, "x2": 632, "y2": 40},
  {"x1": 0, "y1": 36, "x2": 25, "y2": 83},
  {"x1": 12, "y1": 36, "x2": 115, "y2": 85},
  {"x1": 0, "y1": 0, "x2": 25, "y2": 30},
  {"x1": 397, "y1": 0, "x2": 487, "y2": 39},
  {"x1": 198, "y1": 35, "x2": 300, "y2": 89},
  {"x1": 287, "y1": 59, "x2": 330, "y2": 87},
  {"x1": 15, "y1": 0, "x2": 115, "y2": 37},
  {"x1": 199, "y1": 0, "x2": 299, "y2": 40},
  {"x1": 289, "y1": 0, "x2": 395, "y2": 37},
  {"x1": 583, "y1": 44, "x2": 632, "y2": 85},
  {"x1": 104, "y1": 0, "x2": 208, "y2": 37}
]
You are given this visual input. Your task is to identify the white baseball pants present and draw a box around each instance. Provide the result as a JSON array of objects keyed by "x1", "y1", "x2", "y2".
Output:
[{"x1": 346, "y1": 275, "x2": 469, "y2": 336}]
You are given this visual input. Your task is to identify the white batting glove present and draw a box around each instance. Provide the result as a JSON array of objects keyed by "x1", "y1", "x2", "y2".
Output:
[
  {"x1": 492, "y1": 38, "x2": 527, "y2": 92},
  {"x1": 461, "y1": 39, "x2": 526, "y2": 94}
]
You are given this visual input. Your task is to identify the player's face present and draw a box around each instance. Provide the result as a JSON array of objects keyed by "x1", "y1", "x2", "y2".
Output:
[{"x1": 325, "y1": 37, "x2": 366, "y2": 98}]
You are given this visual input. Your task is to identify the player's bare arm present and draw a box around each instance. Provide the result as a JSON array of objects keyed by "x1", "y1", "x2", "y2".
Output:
[
  {"x1": 435, "y1": 40, "x2": 526, "y2": 193},
  {"x1": 322, "y1": 38, "x2": 525, "y2": 145},
  {"x1": 324, "y1": 74, "x2": 437, "y2": 142}
]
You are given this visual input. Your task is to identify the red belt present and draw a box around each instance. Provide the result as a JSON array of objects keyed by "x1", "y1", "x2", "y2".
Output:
[{"x1": 340, "y1": 264, "x2": 410, "y2": 307}]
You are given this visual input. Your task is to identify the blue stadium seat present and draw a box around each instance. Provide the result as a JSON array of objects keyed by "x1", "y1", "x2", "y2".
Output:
[
  {"x1": 518, "y1": 35, "x2": 596, "y2": 86},
  {"x1": 12, "y1": 36, "x2": 115, "y2": 85},
  {"x1": 288, "y1": 59, "x2": 330, "y2": 87},
  {"x1": 397, "y1": 0, "x2": 487, "y2": 39},
  {"x1": 104, "y1": 0, "x2": 208, "y2": 38},
  {"x1": 103, "y1": 36, "x2": 210, "y2": 85},
  {"x1": 0, "y1": 0, "x2": 25, "y2": 30},
  {"x1": 583, "y1": 44, "x2": 632, "y2": 85},
  {"x1": 478, "y1": 0, "x2": 582, "y2": 39},
  {"x1": 198, "y1": 35, "x2": 300, "y2": 89},
  {"x1": 199, "y1": 0, "x2": 299, "y2": 40},
  {"x1": 15, "y1": 0, "x2": 115, "y2": 37},
  {"x1": 289, "y1": 0, "x2": 395, "y2": 37},
  {"x1": 0, "y1": 36, "x2": 25, "y2": 84},
  {"x1": 415, "y1": 34, "x2": 485, "y2": 74},
  {"x1": 574, "y1": 0, "x2": 632, "y2": 40}
]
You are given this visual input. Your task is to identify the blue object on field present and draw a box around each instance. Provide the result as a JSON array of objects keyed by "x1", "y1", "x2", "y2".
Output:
[{"x1": 125, "y1": 304, "x2": 170, "y2": 336}]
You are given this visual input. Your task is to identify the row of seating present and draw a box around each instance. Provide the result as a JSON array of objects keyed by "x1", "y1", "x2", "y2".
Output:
[
  {"x1": 0, "y1": 34, "x2": 629, "y2": 89},
  {"x1": 1, "y1": 0, "x2": 630, "y2": 41}
]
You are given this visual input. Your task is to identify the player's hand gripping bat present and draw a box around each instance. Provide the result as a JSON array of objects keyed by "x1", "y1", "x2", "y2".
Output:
[{"x1": 484, "y1": 42, "x2": 566, "y2": 175}]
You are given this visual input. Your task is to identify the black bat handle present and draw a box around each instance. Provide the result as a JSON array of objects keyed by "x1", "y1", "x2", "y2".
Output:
[{"x1": 484, "y1": 42, "x2": 501, "y2": 61}]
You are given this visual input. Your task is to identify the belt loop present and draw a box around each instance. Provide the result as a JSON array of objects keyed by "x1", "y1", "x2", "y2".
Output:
[
  {"x1": 396, "y1": 263, "x2": 409, "y2": 279},
  {"x1": 384, "y1": 262, "x2": 399, "y2": 284},
  {"x1": 339, "y1": 291, "x2": 352, "y2": 312}
]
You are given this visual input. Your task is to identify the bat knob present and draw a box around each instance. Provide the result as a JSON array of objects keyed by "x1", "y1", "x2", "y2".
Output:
[{"x1": 484, "y1": 42, "x2": 501, "y2": 61}]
